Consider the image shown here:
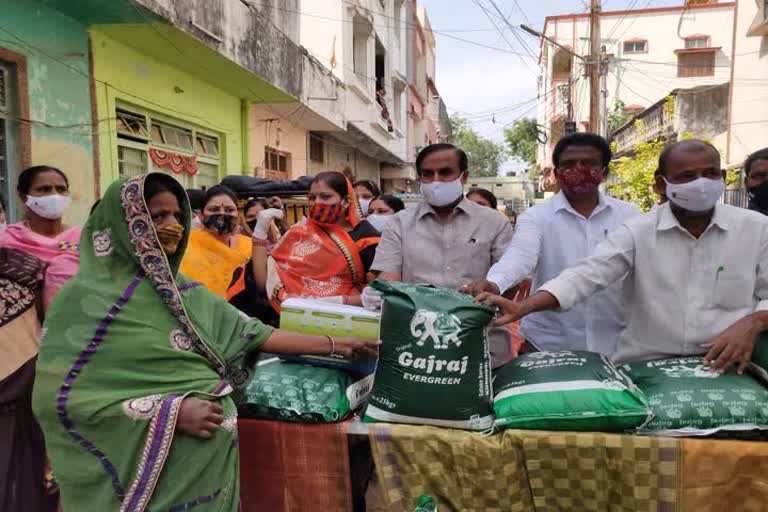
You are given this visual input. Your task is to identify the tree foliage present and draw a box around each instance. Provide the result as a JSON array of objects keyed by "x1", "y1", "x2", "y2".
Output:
[
  {"x1": 503, "y1": 118, "x2": 538, "y2": 167},
  {"x1": 448, "y1": 116, "x2": 506, "y2": 177},
  {"x1": 607, "y1": 100, "x2": 633, "y2": 134},
  {"x1": 609, "y1": 121, "x2": 739, "y2": 211}
]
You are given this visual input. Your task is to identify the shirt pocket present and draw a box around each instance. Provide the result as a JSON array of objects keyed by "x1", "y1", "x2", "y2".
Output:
[
  {"x1": 458, "y1": 239, "x2": 492, "y2": 278},
  {"x1": 712, "y1": 274, "x2": 754, "y2": 310}
]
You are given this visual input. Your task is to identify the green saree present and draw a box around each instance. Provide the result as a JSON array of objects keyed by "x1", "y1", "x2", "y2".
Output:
[{"x1": 32, "y1": 173, "x2": 272, "y2": 512}]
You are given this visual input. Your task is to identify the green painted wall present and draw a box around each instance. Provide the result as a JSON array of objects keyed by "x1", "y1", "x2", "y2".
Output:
[
  {"x1": 91, "y1": 29, "x2": 246, "y2": 188},
  {"x1": 1, "y1": 0, "x2": 96, "y2": 223}
]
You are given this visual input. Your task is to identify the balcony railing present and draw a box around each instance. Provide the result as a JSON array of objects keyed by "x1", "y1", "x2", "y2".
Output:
[
  {"x1": 612, "y1": 101, "x2": 673, "y2": 154},
  {"x1": 722, "y1": 188, "x2": 750, "y2": 209}
]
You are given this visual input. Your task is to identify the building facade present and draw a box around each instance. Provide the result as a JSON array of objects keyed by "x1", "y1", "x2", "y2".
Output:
[
  {"x1": 299, "y1": 0, "x2": 409, "y2": 184},
  {"x1": 535, "y1": 1, "x2": 735, "y2": 170},
  {"x1": 0, "y1": 0, "x2": 446, "y2": 225},
  {"x1": 726, "y1": 0, "x2": 768, "y2": 167}
]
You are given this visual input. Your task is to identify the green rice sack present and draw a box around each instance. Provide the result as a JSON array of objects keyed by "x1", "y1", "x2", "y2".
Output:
[
  {"x1": 238, "y1": 358, "x2": 373, "y2": 423},
  {"x1": 750, "y1": 332, "x2": 768, "y2": 383},
  {"x1": 623, "y1": 357, "x2": 768, "y2": 436},
  {"x1": 493, "y1": 351, "x2": 651, "y2": 431},
  {"x1": 363, "y1": 281, "x2": 495, "y2": 431}
]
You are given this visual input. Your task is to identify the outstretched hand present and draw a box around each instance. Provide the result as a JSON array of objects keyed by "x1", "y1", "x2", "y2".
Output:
[
  {"x1": 475, "y1": 292, "x2": 526, "y2": 326},
  {"x1": 702, "y1": 316, "x2": 760, "y2": 374},
  {"x1": 461, "y1": 279, "x2": 501, "y2": 297},
  {"x1": 332, "y1": 337, "x2": 381, "y2": 359},
  {"x1": 177, "y1": 398, "x2": 223, "y2": 439}
]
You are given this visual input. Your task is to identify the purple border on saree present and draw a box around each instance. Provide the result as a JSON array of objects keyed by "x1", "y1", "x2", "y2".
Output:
[{"x1": 55, "y1": 271, "x2": 144, "y2": 500}]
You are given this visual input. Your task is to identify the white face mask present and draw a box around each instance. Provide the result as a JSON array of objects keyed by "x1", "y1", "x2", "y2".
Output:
[
  {"x1": 664, "y1": 177, "x2": 724, "y2": 213},
  {"x1": 420, "y1": 174, "x2": 465, "y2": 207},
  {"x1": 26, "y1": 194, "x2": 71, "y2": 220},
  {"x1": 359, "y1": 198, "x2": 372, "y2": 215},
  {"x1": 0, "y1": 223, "x2": 6, "y2": 234},
  {"x1": 366, "y1": 213, "x2": 393, "y2": 232}
]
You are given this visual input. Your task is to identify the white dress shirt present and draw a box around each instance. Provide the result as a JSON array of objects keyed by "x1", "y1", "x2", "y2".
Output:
[
  {"x1": 541, "y1": 203, "x2": 768, "y2": 364},
  {"x1": 486, "y1": 192, "x2": 641, "y2": 355}
]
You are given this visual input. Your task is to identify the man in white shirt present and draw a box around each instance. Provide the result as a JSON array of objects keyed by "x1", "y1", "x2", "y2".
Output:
[
  {"x1": 479, "y1": 140, "x2": 768, "y2": 374},
  {"x1": 466, "y1": 133, "x2": 641, "y2": 356}
]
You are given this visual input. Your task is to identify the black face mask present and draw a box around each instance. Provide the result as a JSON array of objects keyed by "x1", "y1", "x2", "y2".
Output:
[
  {"x1": 749, "y1": 180, "x2": 768, "y2": 213},
  {"x1": 246, "y1": 219, "x2": 258, "y2": 232},
  {"x1": 203, "y1": 214, "x2": 236, "y2": 235}
]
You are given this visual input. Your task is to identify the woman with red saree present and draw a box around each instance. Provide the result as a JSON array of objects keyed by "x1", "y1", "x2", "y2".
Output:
[{"x1": 232, "y1": 172, "x2": 379, "y2": 314}]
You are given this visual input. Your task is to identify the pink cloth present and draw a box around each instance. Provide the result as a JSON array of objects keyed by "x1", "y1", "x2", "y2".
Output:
[{"x1": 0, "y1": 223, "x2": 81, "y2": 309}]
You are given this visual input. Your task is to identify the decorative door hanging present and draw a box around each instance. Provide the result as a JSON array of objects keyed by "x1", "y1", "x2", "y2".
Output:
[{"x1": 149, "y1": 148, "x2": 198, "y2": 176}]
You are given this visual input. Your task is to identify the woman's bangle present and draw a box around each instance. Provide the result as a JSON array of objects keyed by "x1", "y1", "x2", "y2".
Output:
[{"x1": 325, "y1": 335, "x2": 336, "y2": 357}]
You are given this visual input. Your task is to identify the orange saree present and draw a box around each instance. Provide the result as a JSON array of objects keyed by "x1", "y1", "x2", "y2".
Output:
[{"x1": 266, "y1": 174, "x2": 379, "y2": 311}]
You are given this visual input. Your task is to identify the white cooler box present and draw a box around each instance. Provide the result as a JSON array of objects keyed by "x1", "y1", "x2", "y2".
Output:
[{"x1": 279, "y1": 298, "x2": 380, "y2": 374}]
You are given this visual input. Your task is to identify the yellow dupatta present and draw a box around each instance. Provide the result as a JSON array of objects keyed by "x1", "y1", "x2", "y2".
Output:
[{"x1": 179, "y1": 229, "x2": 252, "y2": 297}]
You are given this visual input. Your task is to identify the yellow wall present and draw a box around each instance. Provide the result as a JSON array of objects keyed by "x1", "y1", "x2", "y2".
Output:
[{"x1": 91, "y1": 29, "x2": 245, "y2": 191}]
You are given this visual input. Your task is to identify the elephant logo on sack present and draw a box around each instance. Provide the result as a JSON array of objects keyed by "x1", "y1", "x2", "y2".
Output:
[
  {"x1": 410, "y1": 309, "x2": 462, "y2": 349},
  {"x1": 660, "y1": 364, "x2": 718, "y2": 379}
]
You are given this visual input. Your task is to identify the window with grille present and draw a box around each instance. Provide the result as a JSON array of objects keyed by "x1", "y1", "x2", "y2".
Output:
[
  {"x1": 264, "y1": 147, "x2": 290, "y2": 179},
  {"x1": 677, "y1": 51, "x2": 715, "y2": 77},
  {"x1": 115, "y1": 104, "x2": 221, "y2": 189},
  {"x1": 623, "y1": 40, "x2": 647, "y2": 53},
  {"x1": 309, "y1": 134, "x2": 324, "y2": 163},
  {"x1": 684, "y1": 37, "x2": 709, "y2": 49}
]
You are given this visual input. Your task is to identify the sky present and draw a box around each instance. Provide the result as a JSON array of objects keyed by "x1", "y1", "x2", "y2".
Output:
[{"x1": 419, "y1": 0, "x2": 681, "y2": 173}]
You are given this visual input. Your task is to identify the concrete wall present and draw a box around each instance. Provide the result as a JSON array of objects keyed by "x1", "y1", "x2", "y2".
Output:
[
  {"x1": 537, "y1": 3, "x2": 735, "y2": 167},
  {"x1": 0, "y1": 1, "x2": 96, "y2": 224},
  {"x1": 324, "y1": 137, "x2": 380, "y2": 181},
  {"x1": 465, "y1": 177, "x2": 531, "y2": 203},
  {"x1": 136, "y1": 0, "x2": 302, "y2": 98},
  {"x1": 300, "y1": 0, "x2": 407, "y2": 165},
  {"x1": 727, "y1": 0, "x2": 768, "y2": 166},
  {"x1": 251, "y1": 104, "x2": 308, "y2": 178},
  {"x1": 300, "y1": 0, "x2": 346, "y2": 83},
  {"x1": 676, "y1": 83, "x2": 729, "y2": 140},
  {"x1": 91, "y1": 29, "x2": 244, "y2": 186}
]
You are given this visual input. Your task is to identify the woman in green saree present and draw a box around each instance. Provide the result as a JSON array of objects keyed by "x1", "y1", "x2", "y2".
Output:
[{"x1": 32, "y1": 173, "x2": 376, "y2": 511}]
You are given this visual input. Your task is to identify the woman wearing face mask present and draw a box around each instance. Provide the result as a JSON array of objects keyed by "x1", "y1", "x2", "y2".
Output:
[
  {"x1": 179, "y1": 185, "x2": 252, "y2": 297},
  {"x1": 249, "y1": 172, "x2": 379, "y2": 311},
  {"x1": 366, "y1": 194, "x2": 405, "y2": 232},
  {"x1": 241, "y1": 197, "x2": 290, "y2": 244},
  {"x1": 745, "y1": 147, "x2": 768, "y2": 216},
  {"x1": 353, "y1": 179, "x2": 380, "y2": 216},
  {"x1": 32, "y1": 173, "x2": 377, "y2": 512},
  {"x1": 0, "y1": 165, "x2": 80, "y2": 310}
]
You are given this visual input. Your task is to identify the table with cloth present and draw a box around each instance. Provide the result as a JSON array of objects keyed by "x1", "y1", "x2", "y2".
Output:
[{"x1": 238, "y1": 419, "x2": 768, "y2": 512}]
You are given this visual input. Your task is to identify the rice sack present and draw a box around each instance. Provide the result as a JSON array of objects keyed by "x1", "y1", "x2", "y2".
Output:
[
  {"x1": 750, "y1": 331, "x2": 768, "y2": 383},
  {"x1": 239, "y1": 357, "x2": 373, "y2": 423},
  {"x1": 363, "y1": 281, "x2": 495, "y2": 430},
  {"x1": 623, "y1": 357, "x2": 768, "y2": 436},
  {"x1": 493, "y1": 351, "x2": 651, "y2": 431}
]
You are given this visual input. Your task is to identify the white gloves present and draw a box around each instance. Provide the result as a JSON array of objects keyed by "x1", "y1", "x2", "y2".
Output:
[
  {"x1": 361, "y1": 286, "x2": 384, "y2": 311},
  {"x1": 252, "y1": 208, "x2": 284, "y2": 240}
]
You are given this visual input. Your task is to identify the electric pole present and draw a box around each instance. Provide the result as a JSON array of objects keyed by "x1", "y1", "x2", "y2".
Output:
[
  {"x1": 589, "y1": 0, "x2": 601, "y2": 134},
  {"x1": 600, "y1": 45, "x2": 609, "y2": 137}
]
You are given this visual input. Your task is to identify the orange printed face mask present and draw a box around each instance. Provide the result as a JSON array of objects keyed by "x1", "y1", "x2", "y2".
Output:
[
  {"x1": 156, "y1": 223, "x2": 184, "y2": 255},
  {"x1": 309, "y1": 202, "x2": 347, "y2": 225}
]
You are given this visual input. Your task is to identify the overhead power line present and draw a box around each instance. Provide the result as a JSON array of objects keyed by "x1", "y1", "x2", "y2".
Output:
[{"x1": 471, "y1": 0, "x2": 537, "y2": 77}]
